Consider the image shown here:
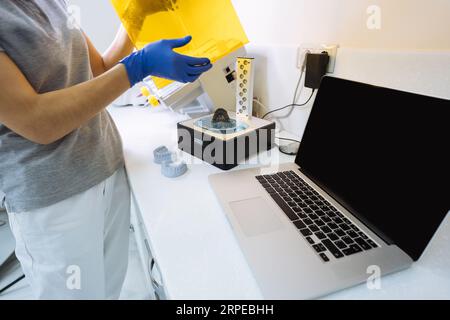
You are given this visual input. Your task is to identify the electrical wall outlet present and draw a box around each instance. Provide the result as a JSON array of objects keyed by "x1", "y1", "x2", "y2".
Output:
[{"x1": 298, "y1": 44, "x2": 339, "y2": 73}]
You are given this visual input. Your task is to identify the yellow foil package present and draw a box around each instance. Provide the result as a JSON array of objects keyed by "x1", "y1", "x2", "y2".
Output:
[{"x1": 110, "y1": 0, "x2": 249, "y2": 89}]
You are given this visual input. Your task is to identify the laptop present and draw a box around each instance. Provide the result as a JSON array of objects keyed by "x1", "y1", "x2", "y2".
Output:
[{"x1": 209, "y1": 76, "x2": 450, "y2": 299}]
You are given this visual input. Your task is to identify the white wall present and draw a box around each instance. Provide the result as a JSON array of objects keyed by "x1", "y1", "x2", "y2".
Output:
[
  {"x1": 232, "y1": 0, "x2": 450, "y2": 135},
  {"x1": 68, "y1": 0, "x2": 121, "y2": 52},
  {"x1": 71, "y1": 0, "x2": 450, "y2": 135},
  {"x1": 71, "y1": 0, "x2": 450, "y2": 50},
  {"x1": 233, "y1": 0, "x2": 450, "y2": 50},
  {"x1": 248, "y1": 45, "x2": 450, "y2": 136}
]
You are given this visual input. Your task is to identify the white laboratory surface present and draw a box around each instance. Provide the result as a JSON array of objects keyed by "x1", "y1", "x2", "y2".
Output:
[{"x1": 108, "y1": 106, "x2": 450, "y2": 300}]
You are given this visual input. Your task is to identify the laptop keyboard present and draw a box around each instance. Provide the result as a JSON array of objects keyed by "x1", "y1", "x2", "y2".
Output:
[{"x1": 256, "y1": 171, "x2": 379, "y2": 262}]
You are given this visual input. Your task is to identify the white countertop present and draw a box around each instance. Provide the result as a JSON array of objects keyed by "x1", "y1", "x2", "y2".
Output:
[{"x1": 109, "y1": 106, "x2": 450, "y2": 300}]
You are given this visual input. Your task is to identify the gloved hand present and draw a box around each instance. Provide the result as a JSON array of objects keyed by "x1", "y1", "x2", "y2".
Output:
[{"x1": 120, "y1": 35, "x2": 213, "y2": 87}]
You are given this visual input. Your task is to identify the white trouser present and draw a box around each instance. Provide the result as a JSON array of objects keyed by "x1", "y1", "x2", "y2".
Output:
[{"x1": 7, "y1": 167, "x2": 131, "y2": 300}]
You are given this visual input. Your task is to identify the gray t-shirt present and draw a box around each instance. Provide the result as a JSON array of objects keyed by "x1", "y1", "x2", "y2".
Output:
[{"x1": 0, "y1": 0, "x2": 124, "y2": 213}]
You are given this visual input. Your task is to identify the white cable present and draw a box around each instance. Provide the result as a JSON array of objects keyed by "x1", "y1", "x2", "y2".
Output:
[
  {"x1": 292, "y1": 68, "x2": 305, "y2": 105},
  {"x1": 253, "y1": 50, "x2": 310, "y2": 119},
  {"x1": 252, "y1": 98, "x2": 268, "y2": 117},
  {"x1": 292, "y1": 50, "x2": 310, "y2": 105}
]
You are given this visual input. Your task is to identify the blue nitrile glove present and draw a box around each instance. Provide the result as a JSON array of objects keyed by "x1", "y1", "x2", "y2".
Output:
[{"x1": 120, "y1": 35, "x2": 213, "y2": 87}]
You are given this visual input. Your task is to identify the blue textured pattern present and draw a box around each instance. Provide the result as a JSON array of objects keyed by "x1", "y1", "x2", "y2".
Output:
[
  {"x1": 120, "y1": 36, "x2": 213, "y2": 87},
  {"x1": 153, "y1": 146, "x2": 174, "y2": 164},
  {"x1": 161, "y1": 161, "x2": 188, "y2": 178}
]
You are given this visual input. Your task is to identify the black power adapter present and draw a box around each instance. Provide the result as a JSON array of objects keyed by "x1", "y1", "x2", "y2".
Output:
[{"x1": 304, "y1": 52, "x2": 330, "y2": 89}]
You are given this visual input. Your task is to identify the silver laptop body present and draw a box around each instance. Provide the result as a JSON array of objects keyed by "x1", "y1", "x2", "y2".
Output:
[
  {"x1": 210, "y1": 163, "x2": 412, "y2": 299},
  {"x1": 209, "y1": 77, "x2": 449, "y2": 299}
]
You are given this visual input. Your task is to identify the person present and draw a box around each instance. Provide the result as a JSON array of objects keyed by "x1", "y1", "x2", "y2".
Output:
[{"x1": 0, "y1": 0, "x2": 212, "y2": 299}]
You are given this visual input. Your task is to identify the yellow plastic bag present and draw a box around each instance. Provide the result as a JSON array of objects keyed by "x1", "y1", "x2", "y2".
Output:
[{"x1": 110, "y1": 0, "x2": 249, "y2": 89}]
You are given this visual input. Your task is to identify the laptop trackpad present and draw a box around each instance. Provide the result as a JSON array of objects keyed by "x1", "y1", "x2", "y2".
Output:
[{"x1": 229, "y1": 197, "x2": 284, "y2": 237}]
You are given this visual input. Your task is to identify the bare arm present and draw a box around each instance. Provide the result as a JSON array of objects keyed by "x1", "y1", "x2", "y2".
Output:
[
  {"x1": 85, "y1": 25, "x2": 135, "y2": 77},
  {"x1": 0, "y1": 52, "x2": 130, "y2": 145}
]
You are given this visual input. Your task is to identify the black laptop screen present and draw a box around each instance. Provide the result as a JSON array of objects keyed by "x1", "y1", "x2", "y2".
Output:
[{"x1": 296, "y1": 77, "x2": 450, "y2": 261}]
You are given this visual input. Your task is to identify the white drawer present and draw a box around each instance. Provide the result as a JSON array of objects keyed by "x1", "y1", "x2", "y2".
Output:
[{"x1": 130, "y1": 192, "x2": 167, "y2": 300}]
